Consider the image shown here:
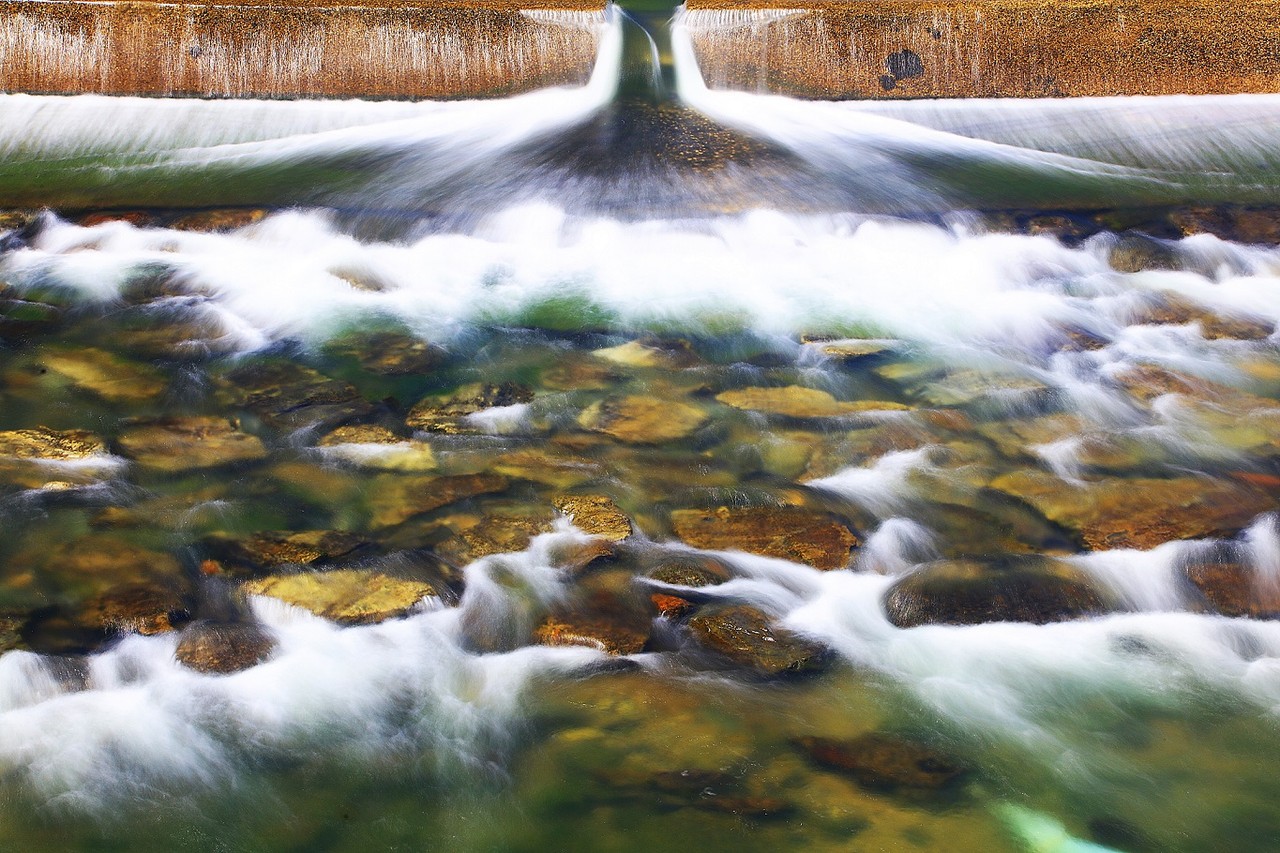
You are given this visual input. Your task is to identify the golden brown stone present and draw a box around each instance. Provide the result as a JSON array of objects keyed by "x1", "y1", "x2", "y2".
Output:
[
  {"x1": 175, "y1": 622, "x2": 276, "y2": 674},
  {"x1": 39, "y1": 347, "x2": 168, "y2": 403},
  {"x1": 366, "y1": 472, "x2": 509, "y2": 528},
  {"x1": 992, "y1": 469, "x2": 1274, "y2": 551},
  {"x1": 687, "y1": 604, "x2": 828, "y2": 675},
  {"x1": 717, "y1": 386, "x2": 909, "y2": 419},
  {"x1": 670, "y1": 505, "x2": 859, "y2": 570},
  {"x1": 406, "y1": 382, "x2": 534, "y2": 434},
  {"x1": 0, "y1": 0, "x2": 607, "y2": 100},
  {"x1": 1184, "y1": 560, "x2": 1280, "y2": 619},
  {"x1": 203, "y1": 530, "x2": 369, "y2": 572},
  {"x1": 579, "y1": 395, "x2": 709, "y2": 444},
  {"x1": 552, "y1": 494, "x2": 632, "y2": 540},
  {"x1": 243, "y1": 569, "x2": 436, "y2": 625},
  {"x1": 116, "y1": 416, "x2": 268, "y2": 472},
  {"x1": 0, "y1": 427, "x2": 106, "y2": 460},
  {"x1": 683, "y1": 0, "x2": 1280, "y2": 99}
]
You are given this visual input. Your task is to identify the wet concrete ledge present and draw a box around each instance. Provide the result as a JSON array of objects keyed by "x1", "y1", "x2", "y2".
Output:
[
  {"x1": 0, "y1": 0, "x2": 608, "y2": 99},
  {"x1": 681, "y1": 0, "x2": 1280, "y2": 98}
]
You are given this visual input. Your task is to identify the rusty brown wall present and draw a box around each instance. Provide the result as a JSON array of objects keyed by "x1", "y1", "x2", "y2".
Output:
[
  {"x1": 682, "y1": 0, "x2": 1280, "y2": 98},
  {"x1": 0, "y1": 1, "x2": 608, "y2": 99}
]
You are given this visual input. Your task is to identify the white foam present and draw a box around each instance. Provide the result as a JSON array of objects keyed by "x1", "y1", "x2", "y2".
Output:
[{"x1": 0, "y1": 526, "x2": 606, "y2": 809}]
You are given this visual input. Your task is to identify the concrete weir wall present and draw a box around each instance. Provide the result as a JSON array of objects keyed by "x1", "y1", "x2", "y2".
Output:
[
  {"x1": 681, "y1": 0, "x2": 1280, "y2": 98},
  {"x1": 0, "y1": 0, "x2": 608, "y2": 98}
]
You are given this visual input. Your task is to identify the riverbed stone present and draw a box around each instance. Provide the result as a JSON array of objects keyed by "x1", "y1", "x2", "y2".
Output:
[
  {"x1": 0, "y1": 427, "x2": 107, "y2": 460},
  {"x1": 1107, "y1": 234, "x2": 1182, "y2": 273},
  {"x1": 1129, "y1": 293, "x2": 1274, "y2": 340},
  {"x1": 812, "y1": 338, "x2": 896, "y2": 362},
  {"x1": 646, "y1": 553, "x2": 732, "y2": 588},
  {"x1": 1183, "y1": 560, "x2": 1280, "y2": 619},
  {"x1": 39, "y1": 347, "x2": 168, "y2": 403},
  {"x1": 366, "y1": 472, "x2": 509, "y2": 528},
  {"x1": 317, "y1": 425, "x2": 437, "y2": 471},
  {"x1": 75, "y1": 582, "x2": 191, "y2": 636},
  {"x1": 116, "y1": 416, "x2": 268, "y2": 473},
  {"x1": 687, "y1": 604, "x2": 829, "y2": 676},
  {"x1": 883, "y1": 556, "x2": 1109, "y2": 627},
  {"x1": 592, "y1": 339, "x2": 698, "y2": 370},
  {"x1": 323, "y1": 330, "x2": 445, "y2": 376},
  {"x1": 792, "y1": 733, "x2": 966, "y2": 793},
  {"x1": 553, "y1": 494, "x2": 632, "y2": 540},
  {"x1": 0, "y1": 283, "x2": 62, "y2": 339},
  {"x1": 175, "y1": 622, "x2": 277, "y2": 674},
  {"x1": 490, "y1": 447, "x2": 604, "y2": 489},
  {"x1": 579, "y1": 395, "x2": 710, "y2": 444},
  {"x1": 223, "y1": 361, "x2": 372, "y2": 431},
  {"x1": 433, "y1": 508, "x2": 556, "y2": 565},
  {"x1": 242, "y1": 570, "x2": 436, "y2": 625},
  {"x1": 14, "y1": 534, "x2": 184, "y2": 600},
  {"x1": 406, "y1": 382, "x2": 534, "y2": 433},
  {"x1": 670, "y1": 505, "x2": 859, "y2": 570},
  {"x1": 169, "y1": 209, "x2": 267, "y2": 232},
  {"x1": 717, "y1": 386, "x2": 910, "y2": 419},
  {"x1": 534, "y1": 572, "x2": 653, "y2": 655},
  {"x1": 991, "y1": 469, "x2": 1273, "y2": 551},
  {"x1": 202, "y1": 530, "x2": 370, "y2": 575}
]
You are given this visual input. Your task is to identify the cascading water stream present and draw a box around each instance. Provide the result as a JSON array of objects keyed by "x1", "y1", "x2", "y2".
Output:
[{"x1": 2, "y1": 4, "x2": 1280, "y2": 852}]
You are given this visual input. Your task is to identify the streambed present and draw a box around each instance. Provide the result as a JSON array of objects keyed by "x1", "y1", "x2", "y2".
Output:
[{"x1": 1, "y1": 206, "x2": 1279, "y2": 851}]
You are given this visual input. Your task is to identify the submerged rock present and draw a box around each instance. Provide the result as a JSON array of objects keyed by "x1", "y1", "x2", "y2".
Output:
[
  {"x1": 223, "y1": 361, "x2": 372, "y2": 431},
  {"x1": 646, "y1": 553, "x2": 732, "y2": 588},
  {"x1": 1183, "y1": 559, "x2": 1280, "y2": 618},
  {"x1": 597, "y1": 768, "x2": 792, "y2": 817},
  {"x1": 491, "y1": 447, "x2": 604, "y2": 489},
  {"x1": 1107, "y1": 233, "x2": 1182, "y2": 273},
  {"x1": 0, "y1": 427, "x2": 106, "y2": 460},
  {"x1": 883, "y1": 556, "x2": 1109, "y2": 627},
  {"x1": 75, "y1": 582, "x2": 191, "y2": 636},
  {"x1": 793, "y1": 733, "x2": 966, "y2": 793},
  {"x1": 201, "y1": 530, "x2": 369, "y2": 575},
  {"x1": 323, "y1": 330, "x2": 445, "y2": 376},
  {"x1": 175, "y1": 622, "x2": 276, "y2": 674},
  {"x1": 406, "y1": 382, "x2": 533, "y2": 434},
  {"x1": 687, "y1": 604, "x2": 829, "y2": 676},
  {"x1": 592, "y1": 339, "x2": 699, "y2": 370},
  {"x1": 366, "y1": 473, "x2": 509, "y2": 529},
  {"x1": 0, "y1": 615, "x2": 21, "y2": 653},
  {"x1": 39, "y1": 347, "x2": 168, "y2": 403},
  {"x1": 168, "y1": 208, "x2": 267, "y2": 232},
  {"x1": 1129, "y1": 293, "x2": 1273, "y2": 340},
  {"x1": 434, "y1": 508, "x2": 556, "y2": 566},
  {"x1": 116, "y1": 416, "x2": 268, "y2": 473},
  {"x1": 670, "y1": 505, "x2": 858, "y2": 570},
  {"x1": 317, "y1": 425, "x2": 436, "y2": 472},
  {"x1": 717, "y1": 386, "x2": 908, "y2": 419},
  {"x1": 553, "y1": 494, "x2": 632, "y2": 540},
  {"x1": 579, "y1": 395, "x2": 709, "y2": 444},
  {"x1": 991, "y1": 469, "x2": 1273, "y2": 551},
  {"x1": 242, "y1": 570, "x2": 435, "y2": 625},
  {"x1": 0, "y1": 283, "x2": 62, "y2": 339}
]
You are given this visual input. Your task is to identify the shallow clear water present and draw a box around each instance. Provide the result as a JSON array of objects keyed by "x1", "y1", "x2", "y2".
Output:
[{"x1": 2, "y1": 4, "x2": 1280, "y2": 852}]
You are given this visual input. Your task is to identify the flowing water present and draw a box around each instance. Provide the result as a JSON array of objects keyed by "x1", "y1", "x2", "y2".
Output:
[{"x1": 2, "y1": 3, "x2": 1280, "y2": 851}]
